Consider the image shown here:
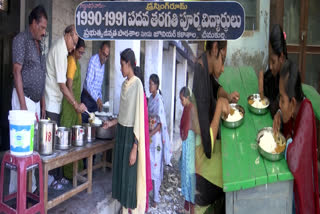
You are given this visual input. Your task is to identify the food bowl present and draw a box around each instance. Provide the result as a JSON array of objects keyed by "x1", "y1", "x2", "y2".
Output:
[
  {"x1": 94, "y1": 111, "x2": 116, "y2": 123},
  {"x1": 89, "y1": 117, "x2": 103, "y2": 127},
  {"x1": 256, "y1": 127, "x2": 286, "y2": 161},
  {"x1": 96, "y1": 125, "x2": 116, "y2": 139},
  {"x1": 247, "y1": 94, "x2": 270, "y2": 115},
  {"x1": 95, "y1": 111, "x2": 113, "y2": 121},
  {"x1": 94, "y1": 113, "x2": 117, "y2": 140},
  {"x1": 222, "y1": 103, "x2": 245, "y2": 129}
]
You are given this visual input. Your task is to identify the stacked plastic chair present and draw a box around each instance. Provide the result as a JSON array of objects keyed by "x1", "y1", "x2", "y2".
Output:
[{"x1": 0, "y1": 151, "x2": 44, "y2": 214}]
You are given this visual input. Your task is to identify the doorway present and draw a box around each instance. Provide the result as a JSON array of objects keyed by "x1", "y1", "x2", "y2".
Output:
[{"x1": 0, "y1": 0, "x2": 20, "y2": 151}]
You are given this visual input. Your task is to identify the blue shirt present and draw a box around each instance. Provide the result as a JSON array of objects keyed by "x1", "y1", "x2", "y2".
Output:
[{"x1": 83, "y1": 54, "x2": 105, "y2": 101}]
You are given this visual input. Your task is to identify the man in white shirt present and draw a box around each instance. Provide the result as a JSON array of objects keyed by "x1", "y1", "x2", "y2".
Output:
[
  {"x1": 44, "y1": 24, "x2": 86, "y2": 124},
  {"x1": 44, "y1": 25, "x2": 86, "y2": 190}
]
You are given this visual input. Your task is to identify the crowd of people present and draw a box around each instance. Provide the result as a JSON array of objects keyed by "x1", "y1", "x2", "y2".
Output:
[
  {"x1": 99, "y1": 28, "x2": 319, "y2": 214},
  {"x1": 9, "y1": 4, "x2": 320, "y2": 214},
  {"x1": 10, "y1": 5, "x2": 108, "y2": 191}
]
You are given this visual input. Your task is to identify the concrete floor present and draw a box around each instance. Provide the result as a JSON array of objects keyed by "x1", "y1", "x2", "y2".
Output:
[
  {"x1": 48, "y1": 133, "x2": 184, "y2": 214},
  {"x1": 1, "y1": 134, "x2": 320, "y2": 212},
  {"x1": 48, "y1": 168, "x2": 115, "y2": 214},
  {"x1": 0, "y1": 133, "x2": 183, "y2": 214},
  {"x1": 2, "y1": 135, "x2": 320, "y2": 214}
]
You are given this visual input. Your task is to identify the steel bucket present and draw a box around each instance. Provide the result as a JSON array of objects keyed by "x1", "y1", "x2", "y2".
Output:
[
  {"x1": 56, "y1": 127, "x2": 71, "y2": 150},
  {"x1": 83, "y1": 123, "x2": 96, "y2": 142},
  {"x1": 72, "y1": 125, "x2": 85, "y2": 146},
  {"x1": 38, "y1": 119, "x2": 56, "y2": 155}
]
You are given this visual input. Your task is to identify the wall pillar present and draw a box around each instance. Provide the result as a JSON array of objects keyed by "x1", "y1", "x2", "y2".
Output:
[
  {"x1": 144, "y1": 41, "x2": 163, "y2": 98},
  {"x1": 174, "y1": 59, "x2": 187, "y2": 133},
  {"x1": 162, "y1": 45, "x2": 176, "y2": 142}
]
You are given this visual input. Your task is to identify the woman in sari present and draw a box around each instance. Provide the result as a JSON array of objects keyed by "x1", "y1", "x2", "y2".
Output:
[
  {"x1": 60, "y1": 38, "x2": 86, "y2": 127},
  {"x1": 179, "y1": 86, "x2": 199, "y2": 214},
  {"x1": 134, "y1": 66, "x2": 152, "y2": 212},
  {"x1": 273, "y1": 59, "x2": 320, "y2": 214},
  {"x1": 148, "y1": 74, "x2": 171, "y2": 207},
  {"x1": 103, "y1": 48, "x2": 146, "y2": 214},
  {"x1": 59, "y1": 38, "x2": 86, "y2": 186}
]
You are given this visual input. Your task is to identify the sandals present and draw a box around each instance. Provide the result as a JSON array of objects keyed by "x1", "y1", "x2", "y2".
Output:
[
  {"x1": 49, "y1": 177, "x2": 69, "y2": 190},
  {"x1": 50, "y1": 180, "x2": 64, "y2": 190},
  {"x1": 151, "y1": 201, "x2": 157, "y2": 208},
  {"x1": 60, "y1": 177, "x2": 70, "y2": 185}
]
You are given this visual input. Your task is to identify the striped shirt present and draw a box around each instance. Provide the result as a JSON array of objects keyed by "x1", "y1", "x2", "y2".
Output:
[{"x1": 83, "y1": 54, "x2": 105, "y2": 101}]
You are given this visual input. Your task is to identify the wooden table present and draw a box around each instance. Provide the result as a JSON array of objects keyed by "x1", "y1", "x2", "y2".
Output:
[
  {"x1": 41, "y1": 139, "x2": 114, "y2": 214},
  {"x1": 219, "y1": 67, "x2": 294, "y2": 214}
]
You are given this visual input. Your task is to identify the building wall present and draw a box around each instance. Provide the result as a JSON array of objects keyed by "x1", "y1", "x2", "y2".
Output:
[
  {"x1": 174, "y1": 60, "x2": 187, "y2": 133},
  {"x1": 108, "y1": 41, "x2": 115, "y2": 114},
  {"x1": 0, "y1": 0, "x2": 20, "y2": 35},
  {"x1": 52, "y1": 0, "x2": 77, "y2": 42},
  {"x1": 52, "y1": 0, "x2": 92, "y2": 95},
  {"x1": 226, "y1": 0, "x2": 270, "y2": 74},
  {"x1": 162, "y1": 46, "x2": 176, "y2": 141},
  {"x1": 144, "y1": 41, "x2": 163, "y2": 98},
  {"x1": 48, "y1": 0, "x2": 271, "y2": 137},
  {"x1": 0, "y1": 0, "x2": 21, "y2": 150}
]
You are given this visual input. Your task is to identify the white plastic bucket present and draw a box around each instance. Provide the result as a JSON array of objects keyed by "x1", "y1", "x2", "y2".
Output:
[{"x1": 8, "y1": 110, "x2": 36, "y2": 156}]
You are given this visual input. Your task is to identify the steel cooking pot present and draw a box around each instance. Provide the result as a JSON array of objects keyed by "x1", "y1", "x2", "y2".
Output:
[
  {"x1": 96, "y1": 125, "x2": 116, "y2": 139},
  {"x1": 56, "y1": 127, "x2": 71, "y2": 150},
  {"x1": 72, "y1": 125, "x2": 85, "y2": 146},
  {"x1": 38, "y1": 119, "x2": 56, "y2": 155},
  {"x1": 95, "y1": 114, "x2": 117, "y2": 139}
]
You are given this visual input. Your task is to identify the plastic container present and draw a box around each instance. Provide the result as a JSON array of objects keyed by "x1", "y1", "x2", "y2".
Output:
[{"x1": 8, "y1": 110, "x2": 36, "y2": 156}]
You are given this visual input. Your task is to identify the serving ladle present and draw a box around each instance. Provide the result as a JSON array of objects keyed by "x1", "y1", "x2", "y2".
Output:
[{"x1": 85, "y1": 110, "x2": 95, "y2": 122}]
